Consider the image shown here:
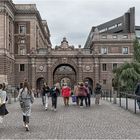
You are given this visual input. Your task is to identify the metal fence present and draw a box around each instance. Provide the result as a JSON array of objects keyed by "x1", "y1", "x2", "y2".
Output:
[{"x1": 101, "y1": 90, "x2": 140, "y2": 114}]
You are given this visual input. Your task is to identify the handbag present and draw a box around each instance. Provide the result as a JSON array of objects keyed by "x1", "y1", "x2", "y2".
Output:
[{"x1": 20, "y1": 100, "x2": 25, "y2": 108}]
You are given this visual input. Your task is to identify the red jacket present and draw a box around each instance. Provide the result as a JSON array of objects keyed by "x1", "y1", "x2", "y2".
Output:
[{"x1": 61, "y1": 86, "x2": 71, "y2": 97}]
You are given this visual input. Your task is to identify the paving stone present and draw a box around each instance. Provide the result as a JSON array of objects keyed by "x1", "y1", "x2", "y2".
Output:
[{"x1": 0, "y1": 97, "x2": 140, "y2": 139}]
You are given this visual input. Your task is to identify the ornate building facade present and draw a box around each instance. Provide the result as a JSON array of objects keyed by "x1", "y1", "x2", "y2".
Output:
[{"x1": 0, "y1": 0, "x2": 138, "y2": 91}]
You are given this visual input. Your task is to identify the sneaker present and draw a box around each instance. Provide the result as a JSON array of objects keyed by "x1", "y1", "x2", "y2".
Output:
[
  {"x1": 45, "y1": 107, "x2": 48, "y2": 111},
  {"x1": 54, "y1": 109, "x2": 57, "y2": 112},
  {"x1": 25, "y1": 124, "x2": 29, "y2": 131}
]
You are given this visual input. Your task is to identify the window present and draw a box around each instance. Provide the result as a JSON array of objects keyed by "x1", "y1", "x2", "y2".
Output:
[
  {"x1": 101, "y1": 47, "x2": 107, "y2": 54},
  {"x1": 20, "y1": 64, "x2": 25, "y2": 71},
  {"x1": 112, "y1": 35, "x2": 117, "y2": 39},
  {"x1": 101, "y1": 35, "x2": 107, "y2": 39},
  {"x1": 118, "y1": 23, "x2": 122, "y2": 27},
  {"x1": 103, "y1": 79, "x2": 106, "y2": 85},
  {"x1": 113, "y1": 63, "x2": 117, "y2": 70},
  {"x1": 19, "y1": 25, "x2": 26, "y2": 34},
  {"x1": 136, "y1": 30, "x2": 140, "y2": 38},
  {"x1": 20, "y1": 39, "x2": 25, "y2": 44},
  {"x1": 122, "y1": 35, "x2": 128, "y2": 39},
  {"x1": 122, "y1": 47, "x2": 128, "y2": 54},
  {"x1": 102, "y1": 64, "x2": 107, "y2": 71},
  {"x1": 18, "y1": 45, "x2": 26, "y2": 55}
]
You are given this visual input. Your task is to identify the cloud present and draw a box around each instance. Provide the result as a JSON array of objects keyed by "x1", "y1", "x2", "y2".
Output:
[{"x1": 13, "y1": 0, "x2": 140, "y2": 47}]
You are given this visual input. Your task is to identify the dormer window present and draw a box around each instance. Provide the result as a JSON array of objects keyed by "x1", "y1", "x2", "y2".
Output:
[
  {"x1": 101, "y1": 35, "x2": 107, "y2": 39},
  {"x1": 122, "y1": 35, "x2": 128, "y2": 39}
]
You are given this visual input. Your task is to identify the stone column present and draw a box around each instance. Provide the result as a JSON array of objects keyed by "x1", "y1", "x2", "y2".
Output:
[
  {"x1": 47, "y1": 58, "x2": 52, "y2": 86},
  {"x1": 78, "y1": 57, "x2": 83, "y2": 82},
  {"x1": 94, "y1": 57, "x2": 100, "y2": 84},
  {"x1": 31, "y1": 57, "x2": 36, "y2": 89}
]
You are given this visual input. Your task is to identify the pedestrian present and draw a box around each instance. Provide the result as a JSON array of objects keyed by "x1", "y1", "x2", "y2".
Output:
[
  {"x1": 50, "y1": 84, "x2": 60, "y2": 111},
  {"x1": 77, "y1": 82, "x2": 87, "y2": 107},
  {"x1": 0, "y1": 84, "x2": 9, "y2": 124},
  {"x1": 18, "y1": 81, "x2": 34, "y2": 131},
  {"x1": 94, "y1": 83, "x2": 102, "y2": 104},
  {"x1": 84, "y1": 82, "x2": 92, "y2": 107},
  {"x1": 61, "y1": 83, "x2": 71, "y2": 106},
  {"x1": 42, "y1": 82, "x2": 50, "y2": 110},
  {"x1": 135, "y1": 80, "x2": 140, "y2": 110},
  {"x1": 2, "y1": 83, "x2": 8, "y2": 102},
  {"x1": 74, "y1": 83, "x2": 80, "y2": 105}
]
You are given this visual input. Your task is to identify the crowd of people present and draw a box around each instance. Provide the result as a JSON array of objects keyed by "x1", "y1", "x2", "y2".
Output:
[
  {"x1": 0, "y1": 80, "x2": 103, "y2": 131},
  {"x1": 1, "y1": 80, "x2": 140, "y2": 132}
]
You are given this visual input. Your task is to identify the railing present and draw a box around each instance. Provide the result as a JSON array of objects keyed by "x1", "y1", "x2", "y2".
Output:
[{"x1": 101, "y1": 90, "x2": 140, "y2": 114}]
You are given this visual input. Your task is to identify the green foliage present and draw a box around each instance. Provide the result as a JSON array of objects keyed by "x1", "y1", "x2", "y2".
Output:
[
  {"x1": 113, "y1": 62, "x2": 140, "y2": 91},
  {"x1": 133, "y1": 38, "x2": 140, "y2": 62}
]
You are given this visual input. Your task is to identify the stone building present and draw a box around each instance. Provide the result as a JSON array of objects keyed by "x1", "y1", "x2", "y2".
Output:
[{"x1": 0, "y1": 0, "x2": 139, "y2": 91}]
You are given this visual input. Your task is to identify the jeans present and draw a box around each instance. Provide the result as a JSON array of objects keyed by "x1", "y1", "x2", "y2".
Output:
[
  {"x1": 85, "y1": 94, "x2": 91, "y2": 106},
  {"x1": 45, "y1": 94, "x2": 49, "y2": 109},
  {"x1": 52, "y1": 97, "x2": 57, "y2": 109},
  {"x1": 23, "y1": 115, "x2": 29, "y2": 124}
]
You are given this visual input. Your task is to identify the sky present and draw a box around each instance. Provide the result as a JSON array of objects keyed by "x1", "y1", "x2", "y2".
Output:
[{"x1": 13, "y1": 0, "x2": 140, "y2": 48}]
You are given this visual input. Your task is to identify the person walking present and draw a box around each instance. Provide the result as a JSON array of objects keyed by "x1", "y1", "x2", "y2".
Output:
[
  {"x1": 77, "y1": 82, "x2": 87, "y2": 107},
  {"x1": 94, "y1": 83, "x2": 102, "y2": 105},
  {"x1": 42, "y1": 83, "x2": 50, "y2": 110},
  {"x1": 84, "y1": 82, "x2": 92, "y2": 107},
  {"x1": 135, "y1": 80, "x2": 140, "y2": 110},
  {"x1": 0, "y1": 84, "x2": 9, "y2": 124},
  {"x1": 50, "y1": 84, "x2": 60, "y2": 111},
  {"x1": 61, "y1": 83, "x2": 71, "y2": 106},
  {"x1": 18, "y1": 81, "x2": 34, "y2": 131},
  {"x1": 74, "y1": 83, "x2": 80, "y2": 105}
]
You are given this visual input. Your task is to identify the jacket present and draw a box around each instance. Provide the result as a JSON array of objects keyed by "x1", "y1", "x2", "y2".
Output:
[{"x1": 61, "y1": 86, "x2": 71, "y2": 97}]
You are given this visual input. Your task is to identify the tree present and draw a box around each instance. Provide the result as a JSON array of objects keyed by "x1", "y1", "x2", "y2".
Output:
[
  {"x1": 133, "y1": 38, "x2": 140, "y2": 62},
  {"x1": 113, "y1": 38, "x2": 140, "y2": 92}
]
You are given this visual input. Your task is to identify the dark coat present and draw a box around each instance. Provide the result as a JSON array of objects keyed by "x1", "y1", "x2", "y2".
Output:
[
  {"x1": 50, "y1": 86, "x2": 60, "y2": 97},
  {"x1": 0, "y1": 104, "x2": 8, "y2": 116},
  {"x1": 42, "y1": 86, "x2": 50, "y2": 96},
  {"x1": 95, "y1": 84, "x2": 102, "y2": 95}
]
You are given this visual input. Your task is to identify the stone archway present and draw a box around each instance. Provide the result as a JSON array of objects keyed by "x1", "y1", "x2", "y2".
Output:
[
  {"x1": 36, "y1": 77, "x2": 45, "y2": 90},
  {"x1": 53, "y1": 64, "x2": 76, "y2": 89}
]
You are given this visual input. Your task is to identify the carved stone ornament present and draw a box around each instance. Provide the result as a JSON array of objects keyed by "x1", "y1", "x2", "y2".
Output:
[
  {"x1": 39, "y1": 65, "x2": 44, "y2": 71},
  {"x1": 85, "y1": 65, "x2": 91, "y2": 71},
  {"x1": 62, "y1": 58, "x2": 67, "y2": 63}
]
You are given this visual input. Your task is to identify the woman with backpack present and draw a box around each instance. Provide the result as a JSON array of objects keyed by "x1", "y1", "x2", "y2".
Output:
[{"x1": 18, "y1": 81, "x2": 34, "y2": 131}]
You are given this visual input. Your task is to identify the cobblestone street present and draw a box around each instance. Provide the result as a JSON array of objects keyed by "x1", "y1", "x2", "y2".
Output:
[{"x1": 0, "y1": 97, "x2": 140, "y2": 139}]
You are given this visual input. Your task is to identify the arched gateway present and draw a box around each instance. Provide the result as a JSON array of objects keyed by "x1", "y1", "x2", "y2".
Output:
[
  {"x1": 34, "y1": 37, "x2": 95, "y2": 90},
  {"x1": 53, "y1": 64, "x2": 76, "y2": 89}
]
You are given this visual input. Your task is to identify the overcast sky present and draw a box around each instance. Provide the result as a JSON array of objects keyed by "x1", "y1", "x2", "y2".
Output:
[{"x1": 13, "y1": 0, "x2": 140, "y2": 47}]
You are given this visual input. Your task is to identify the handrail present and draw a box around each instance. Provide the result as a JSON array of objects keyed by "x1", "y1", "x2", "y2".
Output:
[{"x1": 102, "y1": 90, "x2": 140, "y2": 114}]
